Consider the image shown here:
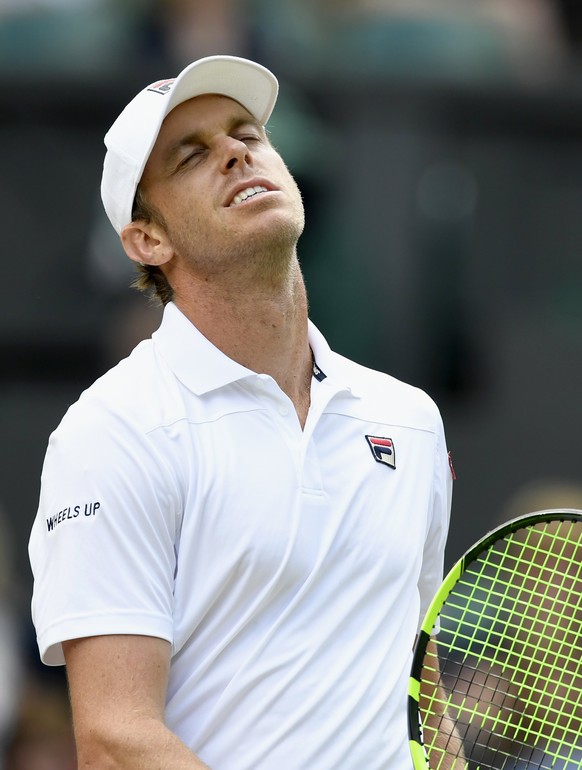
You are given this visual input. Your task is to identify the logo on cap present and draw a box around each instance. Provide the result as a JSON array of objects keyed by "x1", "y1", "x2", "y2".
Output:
[
  {"x1": 147, "y1": 79, "x2": 176, "y2": 95},
  {"x1": 365, "y1": 435, "x2": 396, "y2": 469}
]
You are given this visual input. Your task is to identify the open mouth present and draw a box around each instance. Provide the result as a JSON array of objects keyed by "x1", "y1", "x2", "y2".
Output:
[{"x1": 229, "y1": 185, "x2": 269, "y2": 207}]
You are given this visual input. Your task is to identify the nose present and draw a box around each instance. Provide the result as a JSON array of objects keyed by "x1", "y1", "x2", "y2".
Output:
[{"x1": 220, "y1": 136, "x2": 252, "y2": 173}]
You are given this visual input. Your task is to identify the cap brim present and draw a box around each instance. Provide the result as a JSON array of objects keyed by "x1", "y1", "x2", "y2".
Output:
[{"x1": 166, "y1": 55, "x2": 278, "y2": 127}]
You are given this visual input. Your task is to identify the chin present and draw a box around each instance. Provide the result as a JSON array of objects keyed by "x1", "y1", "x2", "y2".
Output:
[{"x1": 261, "y1": 217, "x2": 304, "y2": 254}]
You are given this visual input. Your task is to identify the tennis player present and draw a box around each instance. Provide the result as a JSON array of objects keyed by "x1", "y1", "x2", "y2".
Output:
[{"x1": 29, "y1": 55, "x2": 454, "y2": 769}]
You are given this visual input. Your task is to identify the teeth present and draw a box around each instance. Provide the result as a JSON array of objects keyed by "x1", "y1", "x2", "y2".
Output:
[{"x1": 231, "y1": 186, "x2": 268, "y2": 206}]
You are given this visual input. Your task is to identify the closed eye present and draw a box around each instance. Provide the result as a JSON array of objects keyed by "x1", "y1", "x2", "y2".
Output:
[
  {"x1": 236, "y1": 134, "x2": 262, "y2": 146},
  {"x1": 177, "y1": 148, "x2": 206, "y2": 170}
]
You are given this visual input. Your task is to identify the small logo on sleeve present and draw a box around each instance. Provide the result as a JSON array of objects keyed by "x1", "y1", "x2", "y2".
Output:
[{"x1": 365, "y1": 435, "x2": 396, "y2": 469}]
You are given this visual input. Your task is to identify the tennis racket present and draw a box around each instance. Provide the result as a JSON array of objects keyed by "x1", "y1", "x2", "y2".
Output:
[{"x1": 409, "y1": 509, "x2": 582, "y2": 770}]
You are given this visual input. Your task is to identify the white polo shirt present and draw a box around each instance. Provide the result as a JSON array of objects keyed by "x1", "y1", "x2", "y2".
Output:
[{"x1": 29, "y1": 302, "x2": 452, "y2": 770}]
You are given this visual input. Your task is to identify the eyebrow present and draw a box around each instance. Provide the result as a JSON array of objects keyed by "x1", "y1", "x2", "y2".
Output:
[{"x1": 162, "y1": 116, "x2": 265, "y2": 172}]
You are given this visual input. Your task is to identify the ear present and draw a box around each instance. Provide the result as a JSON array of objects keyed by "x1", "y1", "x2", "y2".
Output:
[{"x1": 120, "y1": 220, "x2": 174, "y2": 267}]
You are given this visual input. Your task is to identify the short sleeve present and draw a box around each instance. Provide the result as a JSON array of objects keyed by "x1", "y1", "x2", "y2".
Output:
[{"x1": 29, "y1": 397, "x2": 181, "y2": 665}]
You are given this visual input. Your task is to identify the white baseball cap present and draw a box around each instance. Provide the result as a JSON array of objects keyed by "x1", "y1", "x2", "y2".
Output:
[{"x1": 101, "y1": 55, "x2": 279, "y2": 235}]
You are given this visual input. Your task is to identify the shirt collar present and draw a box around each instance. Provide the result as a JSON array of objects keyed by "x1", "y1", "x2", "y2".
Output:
[
  {"x1": 307, "y1": 319, "x2": 360, "y2": 397},
  {"x1": 152, "y1": 303, "x2": 253, "y2": 395},
  {"x1": 152, "y1": 302, "x2": 359, "y2": 398}
]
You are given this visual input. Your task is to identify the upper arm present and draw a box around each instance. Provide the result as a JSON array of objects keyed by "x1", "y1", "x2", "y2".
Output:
[{"x1": 63, "y1": 634, "x2": 171, "y2": 760}]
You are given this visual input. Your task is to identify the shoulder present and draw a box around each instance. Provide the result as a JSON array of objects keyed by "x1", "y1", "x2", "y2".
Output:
[
  {"x1": 51, "y1": 339, "x2": 185, "y2": 456},
  {"x1": 330, "y1": 350, "x2": 443, "y2": 434}
]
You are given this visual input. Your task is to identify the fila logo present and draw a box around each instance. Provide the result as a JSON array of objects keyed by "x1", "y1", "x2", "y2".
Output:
[
  {"x1": 147, "y1": 79, "x2": 175, "y2": 95},
  {"x1": 366, "y1": 435, "x2": 396, "y2": 469}
]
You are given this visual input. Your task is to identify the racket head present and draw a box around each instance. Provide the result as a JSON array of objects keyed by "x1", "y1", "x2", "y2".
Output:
[{"x1": 408, "y1": 509, "x2": 582, "y2": 770}]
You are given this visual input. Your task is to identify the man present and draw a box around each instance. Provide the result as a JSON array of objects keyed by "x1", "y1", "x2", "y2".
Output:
[{"x1": 29, "y1": 55, "x2": 454, "y2": 769}]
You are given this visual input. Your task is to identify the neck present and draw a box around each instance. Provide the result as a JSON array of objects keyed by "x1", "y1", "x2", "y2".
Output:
[{"x1": 172, "y1": 256, "x2": 313, "y2": 426}]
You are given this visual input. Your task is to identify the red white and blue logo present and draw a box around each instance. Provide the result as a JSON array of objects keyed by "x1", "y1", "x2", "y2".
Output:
[
  {"x1": 147, "y1": 79, "x2": 176, "y2": 95},
  {"x1": 365, "y1": 435, "x2": 396, "y2": 469}
]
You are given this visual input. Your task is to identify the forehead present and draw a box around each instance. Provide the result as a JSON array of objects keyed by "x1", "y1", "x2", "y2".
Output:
[{"x1": 161, "y1": 94, "x2": 255, "y2": 144}]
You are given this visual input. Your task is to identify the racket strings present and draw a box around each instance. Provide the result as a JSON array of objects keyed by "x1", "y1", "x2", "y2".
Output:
[{"x1": 419, "y1": 518, "x2": 582, "y2": 770}]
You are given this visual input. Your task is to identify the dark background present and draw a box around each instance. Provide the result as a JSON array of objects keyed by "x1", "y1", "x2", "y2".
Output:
[{"x1": 2, "y1": 1, "x2": 582, "y2": 765}]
